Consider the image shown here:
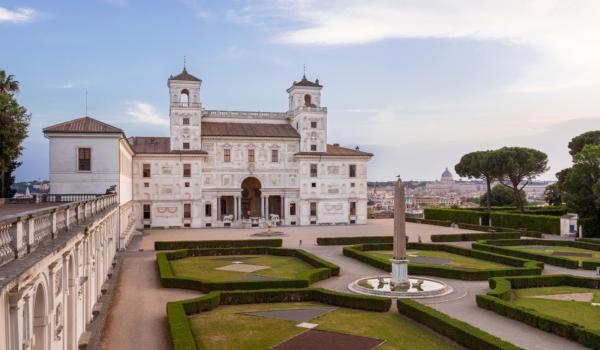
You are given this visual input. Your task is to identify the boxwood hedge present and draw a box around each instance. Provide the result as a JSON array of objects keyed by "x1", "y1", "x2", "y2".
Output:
[
  {"x1": 472, "y1": 239, "x2": 600, "y2": 269},
  {"x1": 489, "y1": 212, "x2": 560, "y2": 235},
  {"x1": 343, "y1": 243, "x2": 542, "y2": 280},
  {"x1": 424, "y1": 208, "x2": 483, "y2": 225},
  {"x1": 167, "y1": 288, "x2": 392, "y2": 350},
  {"x1": 397, "y1": 299, "x2": 523, "y2": 350},
  {"x1": 430, "y1": 231, "x2": 541, "y2": 242},
  {"x1": 476, "y1": 275, "x2": 600, "y2": 349},
  {"x1": 154, "y1": 238, "x2": 282, "y2": 250},
  {"x1": 157, "y1": 246, "x2": 340, "y2": 292}
]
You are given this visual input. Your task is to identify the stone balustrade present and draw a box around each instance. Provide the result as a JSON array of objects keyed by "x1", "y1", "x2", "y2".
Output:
[
  {"x1": 204, "y1": 110, "x2": 289, "y2": 119},
  {"x1": 0, "y1": 194, "x2": 118, "y2": 267}
]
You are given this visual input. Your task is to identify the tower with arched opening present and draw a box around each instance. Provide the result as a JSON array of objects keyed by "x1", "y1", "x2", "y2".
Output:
[{"x1": 168, "y1": 67, "x2": 203, "y2": 151}]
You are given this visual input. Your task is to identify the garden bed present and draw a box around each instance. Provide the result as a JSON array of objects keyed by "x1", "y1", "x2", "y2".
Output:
[{"x1": 343, "y1": 243, "x2": 542, "y2": 280}]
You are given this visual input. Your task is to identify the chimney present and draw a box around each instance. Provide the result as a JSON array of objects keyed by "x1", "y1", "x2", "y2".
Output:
[{"x1": 333, "y1": 143, "x2": 340, "y2": 147}]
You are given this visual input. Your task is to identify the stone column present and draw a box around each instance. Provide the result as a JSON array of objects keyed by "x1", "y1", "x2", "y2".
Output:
[
  {"x1": 266, "y1": 195, "x2": 270, "y2": 219},
  {"x1": 216, "y1": 196, "x2": 221, "y2": 221},
  {"x1": 391, "y1": 177, "x2": 410, "y2": 289}
]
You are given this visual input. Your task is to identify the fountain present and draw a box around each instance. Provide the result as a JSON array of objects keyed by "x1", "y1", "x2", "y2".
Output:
[{"x1": 348, "y1": 177, "x2": 452, "y2": 298}]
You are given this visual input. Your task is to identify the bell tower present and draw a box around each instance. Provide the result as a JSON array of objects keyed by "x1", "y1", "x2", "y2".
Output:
[
  {"x1": 287, "y1": 74, "x2": 327, "y2": 153},
  {"x1": 167, "y1": 67, "x2": 203, "y2": 151}
]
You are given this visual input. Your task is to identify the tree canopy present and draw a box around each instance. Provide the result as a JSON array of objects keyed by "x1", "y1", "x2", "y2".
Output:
[
  {"x1": 563, "y1": 144, "x2": 600, "y2": 221},
  {"x1": 480, "y1": 184, "x2": 527, "y2": 207},
  {"x1": 568, "y1": 130, "x2": 600, "y2": 157},
  {"x1": 455, "y1": 150, "x2": 502, "y2": 211}
]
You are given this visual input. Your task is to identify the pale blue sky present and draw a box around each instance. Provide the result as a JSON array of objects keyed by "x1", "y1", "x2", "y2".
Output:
[{"x1": 2, "y1": 0, "x2": 600, "y2": 182}]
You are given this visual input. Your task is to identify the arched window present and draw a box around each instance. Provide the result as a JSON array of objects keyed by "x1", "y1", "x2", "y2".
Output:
[
  {"x1": 180, "y1": 89, "x2": 190, "y2": 106},
  {"x1": 304, "y1": 94, "x2": 312, "y2": 106}
]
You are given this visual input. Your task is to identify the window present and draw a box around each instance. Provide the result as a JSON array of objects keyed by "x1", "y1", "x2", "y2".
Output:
[
  {"x1": 349, "y1": 164, "x2": 357, "y2": 178},
  {"x1": 144, "y1": 182, "x2": 149, "y2": 188},
  {"x1": 143, "y1": 204, "x2": 151, "y2": 219},
  {"x1": 180, "y1": 89, "x2": 189, "y2": 105},
  {"x1": 184, "y1": 182, "x2": 190, "y2": 187},
  {"x1": 142, "y1": 164, "x2": 151, "y2": 178},
  {"x1": 350, "y1": 182, "x2": 355, "y2": 188},
  {"x1": 311, "y1": 182, "x2": 316, "y2": 188},
  {"x1": 310, "y1": 164, "x2": 318, "y2": 177},
  {"x1": 350, "y1": 201, "x2": 357, "y2": 216},
  {"x1": 183, "y1": 164, "x2": 191, "y2": 178},
  {"x1": 78, "y1": 148, "x2": 91, "y2": 171},
  {"x1": 184, "y1": 203, "x2": 191, "y2": 219},
  {"x1": 183, "y1": 142, "x2": 190, "y2": 150},
  {"x1": 304, "y1": 94, "x2": 312, "y2": 106},
  {"x1": 310, "y1": 144, "x2": 317, "y2": 151},
  {"x1": 248, "y1": 149, "x2": 255, "y2": 162},
  {"x1": 205, "y1": 203, "x2": 212, "y2": 217},
  {"x1": 310, "y1": 202, "x2": 317, "y2": 216},
  {"x1": 224, "y1": 149, "x2": 231, "y2": 162},
  {"x1": 311, "y1": 121, "x2": 317, "y2": 128},
  {"x1": 289, "y1": 202, "x2": 296, "y2": 216},
  {"x1": 182, "y1": 117, "x2": 190, "y2": 125},
  {"x1": 271, "y1": 149, "x2": 279, "y2": 163}
]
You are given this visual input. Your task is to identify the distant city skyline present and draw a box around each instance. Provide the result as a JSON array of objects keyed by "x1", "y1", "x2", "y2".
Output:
[{"x1": 3, "y1": 1, "x2": 600, "y2": 182}]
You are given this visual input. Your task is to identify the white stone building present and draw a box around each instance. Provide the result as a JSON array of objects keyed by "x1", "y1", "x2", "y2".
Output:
[{"x1": 43, "y1": 68, "x2": 373, "y2": 229}]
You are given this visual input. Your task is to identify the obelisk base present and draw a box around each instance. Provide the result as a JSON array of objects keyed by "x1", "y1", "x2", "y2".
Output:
[{"x1": 390, "y1": 258, "x2": 410, "y2": 290}]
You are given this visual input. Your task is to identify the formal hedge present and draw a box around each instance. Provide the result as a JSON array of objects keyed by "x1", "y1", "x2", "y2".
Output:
[
  {"x1": 473, "y1": 239, "x2": 600, "y2": 269},
  {"x1": 476, "y1": 275, "x2": 600, "y2": 349},
  {"x1": 430, "y1": 231, "x2": 542, "y2": 242},
  {"x1": 489, "y1": 212, "x2": 560, "y2": 235},
  {"x1": 157, "y1": 247, "x2": 340, "y2": 292},
  {"x1": 343, "y1": 243, "x2": 542, "y2": 280},
  {"x1": 167, "y1": 288, "x2": 391, "y2": 350},
  {"x1": 154, "y1": 238, "x2": 282, "y2": 250},
  {"x1": 424, "y1": 208, "x2": 483, "y2": 225},
  {"x1": 316, "y1": 236, "x2": 392, "y2": 245},
  {"x1": 405, "y1": 217, "x2": 453, "y2": 226},
  {"x1": 397, "y1": 299, "x2": 523, "y2": 350}
]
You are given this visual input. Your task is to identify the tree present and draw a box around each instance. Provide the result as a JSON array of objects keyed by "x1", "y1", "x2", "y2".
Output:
[
  {"x1": 568, "y1": 130, "x2": 600, "y2": 157},
  {"x1": 455, "y1": 150, "x2": 502, "y2": 211},
  {"x1": 563, "y1": 144, "x2": 600, "y2": 222},
  {"x1": 480, "y1": 184, "x2": 527, "y2": 207},
  {"x1": 495, "y1": 147, "x2": 548, "y2": 212},
  {"x1": 544, "y1": 183, "x2": 562, "y2": 206},
  {"x1": 0, "y1": 69, "x2": 30, "y2": 198}
]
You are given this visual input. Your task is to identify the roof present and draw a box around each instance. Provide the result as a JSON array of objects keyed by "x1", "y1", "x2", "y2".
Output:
[
  {"x1": 43, "y1": 116, "x2": 123, "y2": 134},
  {"x1": 442, "y1": 167, "x2": 453, "y2": 178},
  {"x1": 290, "y1": 75, "x2": 322, "y2": 89},
  {"x1": 128, "y1": 137, "x2": 207, "y2": 155},
  {"x1": 168, "y1": 68, "x2": 201, "y2": 82},
  {"x1": 201, "y1": 122, "x2": 300, "y2": 138},
  {"x1": 295, "y1": 144, "x2": 373, "y2": 157}
]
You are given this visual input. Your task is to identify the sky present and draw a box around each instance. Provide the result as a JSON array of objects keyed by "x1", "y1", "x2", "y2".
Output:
[{"x1": 2, "y1": 0, "x2": 600, "y2": 182}]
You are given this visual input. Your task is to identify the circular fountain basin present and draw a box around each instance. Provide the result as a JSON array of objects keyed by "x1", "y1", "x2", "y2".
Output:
[{"x1": 348, "y1": 276, "x2": 453, "y2": 298}]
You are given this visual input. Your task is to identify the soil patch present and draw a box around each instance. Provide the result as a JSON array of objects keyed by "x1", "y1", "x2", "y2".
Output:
[
  {"x1": 274, "y1": 329, "x2": 384, "y2": 350},
  {"x1": 216, "y1": 263, "x2": 269, "y2": 273},
  {"x1": 411, "y1": 256, "x2": 451, "y2": 265},
  {"x1": 527, "y1": 292, "x2": 594, "y2": 302}
]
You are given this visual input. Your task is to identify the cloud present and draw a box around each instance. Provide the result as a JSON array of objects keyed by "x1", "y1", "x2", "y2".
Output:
[
  {"x1": 125, "y1": 101, "x2": 169, "y2": 126},
  {"x1": 231, "y1": 0, "x2": 600, "y2": 92},
  {"x1": 0, "y1": 6, "x2": 37, "y2": 23}
]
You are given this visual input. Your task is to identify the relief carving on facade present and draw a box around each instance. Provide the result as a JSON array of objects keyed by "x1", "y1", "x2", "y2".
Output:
[
  {"x1": 156, "y1": 207, "x2": 178, "y2": 217},
  {"x1": 55, "y1": 268, "x2": 62, "y2": 296},
  {"x1": 324, "y1": 203, "x2": 344, "y2": 213}
]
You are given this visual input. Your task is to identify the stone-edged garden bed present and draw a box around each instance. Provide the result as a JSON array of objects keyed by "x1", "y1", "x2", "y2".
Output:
[
  {"x1": 343, "y1": 243, "x2": 543, "y2": 280},
  {"x1": 157, "y1": 247, "x2": 340, "y2": 292},
  {"x1": 472, "y1": 239, "x2": 600, "y2": 270},
  {"x1": 476, "y1": 275, "x2": 600, "y2": 349}
]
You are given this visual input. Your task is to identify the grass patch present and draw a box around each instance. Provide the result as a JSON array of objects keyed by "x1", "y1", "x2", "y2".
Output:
[
  {"x1": 170, "y1": 255, "x2": 313, "y2": 282},
  {"x1": 364, "y1": 250, "x2": 510, "y2": 270},
  {"x1": 511, "y1": 245, "x2": 600, "y2": 263},
  {"x1": 509, "y1": 286, "x2": 600, "y2": 331},
  {"x1": 188, "y1": 302, "x2": 460, "y2": 350}
]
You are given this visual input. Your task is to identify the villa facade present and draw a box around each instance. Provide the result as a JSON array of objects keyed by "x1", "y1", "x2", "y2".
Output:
[{"x1": 43, "y1": 68, "x2": 373, "y2": 231}]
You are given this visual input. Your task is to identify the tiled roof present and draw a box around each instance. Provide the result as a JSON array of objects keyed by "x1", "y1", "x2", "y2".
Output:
[
  {"x1": 128, "y1": 137, "x2": 207, "y2": 155},
  {"x1": 295, "y1": 144, "x2": 373, "y2": 157},
  {"x1": 290, "y1": 75, "x2": 322, "y2": 88},
  {"x1": 168, "y1": 68, "x2": 201, "y2": 82},
  {"x1": 201, "y1": 122, "x2": 300, "y2": 138},
  {"x1": 43, "y1": 117, "x2": 123, "y2": 134}
]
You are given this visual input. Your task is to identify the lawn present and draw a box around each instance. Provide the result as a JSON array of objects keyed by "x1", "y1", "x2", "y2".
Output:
[
  {"x1": 511, "y1": 245, "x2": 600, "y2": 263},
  {"x1": 510, "y1": 286, "x2": 600, "y2": 331},
  {"x1": 188, "y1": 302, "x2": 461, "y2": 350},
  {"x1": 364, "y1": 250, "x2": 510, "y2": 270},
  {"x1": 169, "y1": 255, "x2": 314, "y2": 282}
]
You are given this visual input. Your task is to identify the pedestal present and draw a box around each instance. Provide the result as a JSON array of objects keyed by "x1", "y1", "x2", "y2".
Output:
[{"x1": 390, "y1": 258, "x2": 410, "y2": 289}]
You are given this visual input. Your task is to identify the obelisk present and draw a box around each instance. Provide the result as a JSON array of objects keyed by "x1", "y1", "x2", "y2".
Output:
[{"x1": 391, "y1": 177, "x2": 410, "y2": 289}]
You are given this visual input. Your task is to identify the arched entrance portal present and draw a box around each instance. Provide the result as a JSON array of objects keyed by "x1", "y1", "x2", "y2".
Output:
[
  {"x1": 33, "y1": 283, "x2": 48, "y2": 350},
  {"x1": 241, "y1": 177, "x2": 261, "y2": 218}
]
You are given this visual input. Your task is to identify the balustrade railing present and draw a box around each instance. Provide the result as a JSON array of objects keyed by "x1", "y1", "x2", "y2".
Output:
[{"x1": 0, "y1": 194, "x2": 118, "y2": 267}]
